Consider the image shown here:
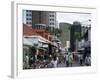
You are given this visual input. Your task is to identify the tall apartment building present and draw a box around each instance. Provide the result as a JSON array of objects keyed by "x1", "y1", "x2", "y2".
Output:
[
  {"x1": 49, "y1": 12, "x2": 56, "y2": 28},
  {"x1": 23, "y1": 10, "x2": 32, "y2": 26},
  {"x1": 32, "y1": 11, "x2": 49, "y2": 29},
  {"x1": 23, "y1": 10, "x2": 56, "y2": 28}
]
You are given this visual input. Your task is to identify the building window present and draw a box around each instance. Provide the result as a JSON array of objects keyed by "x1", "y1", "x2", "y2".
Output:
[
  {"x1": 52, "y1": 15, "x2": 54, "y2": 17},
  {"x1": 26, "y1": 22, "x2": 31, "y2": 24},
  {"x1": 26, "y1": 10, "x2": 31, "y2": 12},
  {"x1": 26, "y1": 14, "x2": 29, "y2": 16},
  {"x1": 49, "y1": 15, "x2": 54, "y2": 17},
  {"x1": 26, "y1": 22, "x2": 29, "y2": 24},
  {"x1": 26, "y1": 14, "x2": 32, "y2": 16},
  {"x1": 26, "y1": 18, "x2": 32, "y2": 20},
  {"x1": 50, "y1": 19, "x2": 54, "y2": 21},
  {"x1": 29, "y1": 22, "x2": 32, "y2": 24},
  {"x1": 49, "y1": 23, "x2": 52, "y2": 25},
  {"x1": 49, "y1": 23, "x2": 54, "y2": 25},
  {"x1": 52, "y1": 19, "x2": 54, "y2": 21},
  {"x1": 52, "y1": 23, "x2": 54, "y2": 25},
  {"x1": 26, "y1": 10, "x2": 29, "y2": 12},
  {"x1": 49, "y1": 19, "x2": 51, "y2": 21},
  {"x1": 29, "y1": 14, "x2": 32, "y2": 16},
  {"x1": 26, "y1": 18, "x2": 29, "y2": 20}
]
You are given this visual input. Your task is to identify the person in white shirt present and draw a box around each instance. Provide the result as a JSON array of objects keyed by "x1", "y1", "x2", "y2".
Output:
[
  {"x1": 85, "y1": 55, "x2": 91, "y2": 66},
  {"x1": 51, "y1": 55, "x2": 58, "y2": 68},
  {"x1": 25, "y1": 54, "x2": 29, "y2": 68}
]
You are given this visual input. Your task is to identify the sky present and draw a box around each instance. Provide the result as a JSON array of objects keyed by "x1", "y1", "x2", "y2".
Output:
[{"x1": 56, "y1": 12, "x2": 91, "y2": 25}]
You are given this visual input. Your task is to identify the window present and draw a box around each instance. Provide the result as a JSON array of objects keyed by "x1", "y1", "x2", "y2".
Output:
[
  {"x1": 50, "y1": 19, "x2": 54, "y2": 21},
  {"x1": 26, "y1": 22, "x2": 32, "y2": 25},
  {"x1": 26, "y1": 18, "x2": 32, "y2": 20},
  {"x1": 49, "y1": 23, "x2": 54, "y2": 25},
  {"x1": 49, "y1": 15, "x2": 54, "y2": 17},
  {"x1": 52, "y1": 15, "x2": 54, "y2": 17},
  {"x1": 29, "y1": 14, "x2": 32, "y2": 16},
  {"x1": 49, "y1": 15, "x2": 52, "y2": 17},
  {"x1": 26, "y1": 18, "x2": 29, "y2": 20},
  {"x1": 52, "y1": 19, "x2": 54, "y2": 21},
  {"x1": 52, "y1": 23, "x2": 54, "y2": 25},
  {"x1": 26, "y1": 14, "x2": 32, "y2": 16},
  {"x1": 50, "y1": 19, "x2": 52, "y2": 21},
  {"x1": 26, "y1": 10, "x2": 31, "y2": 12},
  {"x1": 49, "y1": 23, "x2": 52, "y2": 25},
  {"x1": 29, "y1": 18, "x2": 32, "y2": 20},
  {"x1": 26, "y1": 10, "x2": 29, "y2": 12},
  {"x1": 26, "y1": 14, "x2": 28, "y2": 16},
  {"x1": 29, "y1": 22, "x2": 32, "y2": 24},
  {"x1": 26, "y1": 22, "x2": 29, "y2": 24}
]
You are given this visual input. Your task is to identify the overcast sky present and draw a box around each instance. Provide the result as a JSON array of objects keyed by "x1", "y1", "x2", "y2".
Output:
[{"x1": 56, "y1": 12, "x2": 91, "y2": 25}]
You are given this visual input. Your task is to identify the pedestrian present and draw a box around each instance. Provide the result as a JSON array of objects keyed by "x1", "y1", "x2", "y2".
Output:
[
  {"x1": 51, "y1": 55, "x2": 58, "y2": 68},
  {"x1": 30, "y1": 56, "x2": 33, "y2": 67},
  {"x1": 68, "y1": 53, "x2": 73, "y2": 67},
  {"x1": 85, "y1": 55, "x2": 91, "y2": 66},
  {"x1": 25, "y1": 54, "x2": 29, "y2": 69},
  {"x1": 65, "y1": 53, "x2": 69, "y2": 67},
  {"x1": 47, "y1": 55, "x2": 53, "y2": 68},
  {"x1": 79, "y1": 54, "x2": 83, "y2": 66}
]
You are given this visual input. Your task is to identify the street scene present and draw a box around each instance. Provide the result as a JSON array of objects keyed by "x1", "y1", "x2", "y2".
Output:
[{"x1": 23, "y1": 10, "x2": 91, "y2": 69}]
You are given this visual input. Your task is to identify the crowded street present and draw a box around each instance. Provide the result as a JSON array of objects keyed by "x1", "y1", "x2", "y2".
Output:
[
  {"x1": 23, "y1": 10, "x2": 91, "y2": 69},
  {"x1": 23, "y1": 49, "x2": 91, "y2": 69}
]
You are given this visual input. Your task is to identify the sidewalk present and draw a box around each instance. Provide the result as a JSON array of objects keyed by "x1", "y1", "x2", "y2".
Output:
[{"x1": 57, "y1": 61, "x2": 84, "y2": 67}]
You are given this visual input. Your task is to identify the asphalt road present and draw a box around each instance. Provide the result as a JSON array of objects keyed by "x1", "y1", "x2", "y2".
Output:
[{"x1": 57, "y1": 61, "x2": 82, "y2": 68}]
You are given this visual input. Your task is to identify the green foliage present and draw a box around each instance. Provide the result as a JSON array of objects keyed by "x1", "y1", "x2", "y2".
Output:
[
  {"x1": 54, "y1": 28, "x2": 62, "y2": 37},
  {"x1": 74, "y1": 32, "x2": 81, "y2": 40},
  {"x1": 45, "y1": 26, "x2": 62, "y2": 37}
]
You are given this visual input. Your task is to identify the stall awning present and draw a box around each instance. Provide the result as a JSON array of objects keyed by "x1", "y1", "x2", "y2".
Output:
[
  {"x1": 25, "y1": 35, "x2": 52, "y2": 44},
  {"x1": 23, "y1": 38, "x2": 33, "y2": 46}
]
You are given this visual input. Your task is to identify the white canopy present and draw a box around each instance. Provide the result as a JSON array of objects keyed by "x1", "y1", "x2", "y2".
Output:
[
  {"x1": 23, "y1": 38, "x2": 33, "y2": 46},
  {"x1": 25, "y1": 35, "x2": 52, "y2": 44}
]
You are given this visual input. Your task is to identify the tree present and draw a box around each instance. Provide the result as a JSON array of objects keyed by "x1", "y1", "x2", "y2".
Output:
[
  {"x1": 45, "y1": 27, "x2": 62, "y2": 37},
  {"x1": 74, "y1": 32, "x2": 81, "y2": 40},
  {"x1": 54, "y1": 28, "x2": 62, "y2": 37}
]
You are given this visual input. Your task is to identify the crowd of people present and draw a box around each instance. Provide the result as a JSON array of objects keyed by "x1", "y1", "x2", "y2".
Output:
[
  {"x1": 65, "y1": 51, "x2": 91, "y2": 67},
  {"x1": 23, "y1": 50, "x2": 59, "y2": 69},
  {"x1": 23, "y1": 48, "x2": 91, "y2": 69}
]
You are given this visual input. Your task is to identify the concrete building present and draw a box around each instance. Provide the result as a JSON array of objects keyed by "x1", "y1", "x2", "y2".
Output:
[
  {"x1": 49, "y1": 12, "x2": 56, "y2": 28},
  {"x1": 32, "y1": 11, "x2": 49, "y2": 29},
  {"x1": 59, "y1": 23, "x2": 71, "y2": 48},
  {"x1": 23, "y1": 10, "x2": 56, "y2": 29},
  {"x1": 23, "y1": 10, "x2": 32, "y2": 26},
  {"x1": 70, "y1": 21, "x2": 82, "y2": 51}
]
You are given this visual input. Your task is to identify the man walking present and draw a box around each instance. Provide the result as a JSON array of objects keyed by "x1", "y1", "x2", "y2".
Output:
[{"x1": 65, "y1": 53, "x2": 69, "y2": 67}]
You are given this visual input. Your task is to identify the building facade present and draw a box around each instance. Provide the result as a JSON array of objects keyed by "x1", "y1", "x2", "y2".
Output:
[
  {"x1": 23, "y1": 10, "x2": 56, "y2": 29},
  {"x1": 59, "y1": 23, "x2": 71, "y2": 48},
  {"x1": 49, "y1": 12, "x2": 56, "y2": 28},
  {"x1": 23, "y1": 10, "x2": 32, "y2": 26},
  {"x1": 70, "y1": 21, "x2": 81, "y2": 51}
]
